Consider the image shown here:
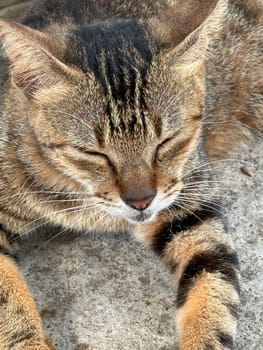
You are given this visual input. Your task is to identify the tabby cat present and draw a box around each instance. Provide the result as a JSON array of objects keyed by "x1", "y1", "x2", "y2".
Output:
[{"x1": 0, "y1": 0, "x2": 262, "y2": 349}]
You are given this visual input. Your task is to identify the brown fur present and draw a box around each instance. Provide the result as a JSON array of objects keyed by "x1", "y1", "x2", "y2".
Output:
[{"x1": 0, "y1": 0, "x2": 262, "y2": 348}]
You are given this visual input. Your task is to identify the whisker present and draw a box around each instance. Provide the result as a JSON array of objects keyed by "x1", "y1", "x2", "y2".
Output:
[
  {"x1": 170, "y1": 201, "x2": 203, "y2": 223},
  {"x1": 0, "y1": 190, "x2": 89, "y2": 203},
  {"x1": 163, "y1": 184, "x2": 233, "y2": 200},
  {"x1": 10, "y1": 203, "x2": 104, "y2": 242},
  {"x1": 183, "y1": 158, "x2": 248, "y2": 178},
  {"x1": 35, "y1": 207, "x2": 108, "y2": 249},
  {"x1": 177, "y1": 197, "x2": 224, "y2": 213},
  {"x1": 178, "y1": 192, "x2": 234, "y2": 200},
  {"x1": 39, "y1": 198, "x2": 87, "y2": 204}
]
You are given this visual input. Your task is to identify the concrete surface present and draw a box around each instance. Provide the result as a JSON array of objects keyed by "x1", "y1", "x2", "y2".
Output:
[
  {"x1": 0, "y1": 0, "x2": 32, "y2": 19},
  {"x1": 15, "y1": 144, "x2": 262, "y2": 350}
]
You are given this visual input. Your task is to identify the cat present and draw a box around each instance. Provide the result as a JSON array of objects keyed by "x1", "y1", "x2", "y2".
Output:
[{"x1": 0, "y1": 0, "x2": 262, "y2": 349}]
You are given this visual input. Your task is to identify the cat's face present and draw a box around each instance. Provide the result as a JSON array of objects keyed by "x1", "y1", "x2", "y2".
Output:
[
  {"x1": 0, "y1": 19, "x2": 205, "y2": 224},
  {"x1": 29, "y1": 63, "x2": 204, "y2": 223}
]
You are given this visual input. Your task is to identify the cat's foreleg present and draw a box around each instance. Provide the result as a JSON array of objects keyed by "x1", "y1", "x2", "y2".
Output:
[
  {"x1": 0, "y1": 231, "x2": 55, "y2": 350},
  {"x1": 136, "y1": 214, "x2": 240, "y2": 350}
]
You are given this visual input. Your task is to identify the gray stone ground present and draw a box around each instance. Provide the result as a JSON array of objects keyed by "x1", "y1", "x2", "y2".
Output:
[{"x1": 15, "y1": 144, "x2": 262, "y2": 350}]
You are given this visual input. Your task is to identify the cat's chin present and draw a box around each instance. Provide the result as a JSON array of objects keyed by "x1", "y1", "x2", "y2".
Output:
[{"x1": 126, "y1": 212, "x2": 156, "y2": 224}]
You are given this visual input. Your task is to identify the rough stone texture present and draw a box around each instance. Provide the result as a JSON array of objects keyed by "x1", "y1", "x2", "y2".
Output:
[
  {"x1": 14, "y1": 143, "x2": 262, "y2": 350},
  {"x1": 0, "y1": 0, "x2": 31, "y2": 18},
  {"x1": 0, "y1": 0, "x2": 27, "y2": 8}
]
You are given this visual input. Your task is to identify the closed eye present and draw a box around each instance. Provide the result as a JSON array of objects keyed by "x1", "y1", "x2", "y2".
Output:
[
  {"x1": 157, "y1": 137, "x2": 174, "y2": 149},
  {"x1": 74, "y1": 146, "x2": 107, "y2": 158},
  {"x1": 73, "y1": 146, "x2": 114, "y2": 167},
  {"x1": 154, "y1": 137, "x2": 174, "y2": 161}
]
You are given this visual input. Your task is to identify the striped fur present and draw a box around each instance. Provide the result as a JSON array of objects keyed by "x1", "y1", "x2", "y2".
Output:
[
  {"x1": 135, "y1": 211, "x2": 240, "y2": 349},
  {"x1": 0, "y1": 0, "x2": 262, "y2": 349}
]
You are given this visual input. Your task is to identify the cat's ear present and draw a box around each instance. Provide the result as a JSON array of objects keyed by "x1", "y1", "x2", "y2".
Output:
[
  {"x1": 159, "y1": 50, "x2": 206, "y2": 115},
  {"x1": 0, "y1": 19, "x2": 76, "y2": 98},
  {"x1": 149, "y1": 0, "x2": 218, "y2": 49}
]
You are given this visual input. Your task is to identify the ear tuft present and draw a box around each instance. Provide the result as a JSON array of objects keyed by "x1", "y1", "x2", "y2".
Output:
[
  {"x1": 173, "y1": 60, "x2": 205, "y2": 79},
  {"x1": 0, "y1": 19, "x2": 73, "y2": 98}
]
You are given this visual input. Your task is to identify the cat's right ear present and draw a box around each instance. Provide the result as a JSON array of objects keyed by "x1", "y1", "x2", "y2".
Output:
[{"x1": 0, "y1": 19, "x2": 77, "y2": 98}]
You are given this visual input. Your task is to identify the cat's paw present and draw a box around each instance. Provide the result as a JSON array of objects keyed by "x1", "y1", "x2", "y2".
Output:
[
  {"x1": 14, "y1": 346, "x2": 54, "y2": 350},
  {"x1": 14, "y1": 339, "x2": 56, "y2": 350}
]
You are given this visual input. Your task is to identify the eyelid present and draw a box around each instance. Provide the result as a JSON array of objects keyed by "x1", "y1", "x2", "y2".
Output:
[
  {"x1": 74, "y1": 146, "x2": 114, "y2": 167},
  {"x1": 154, "y1": 136, "x2": 175, "y2": 162},
  {"x1": 74, "y1": 146, "x2": 107, "y2": 158},
  {"x1": 158, "y1": 137, "x2": 174, "y2": 148},
  {"x1": 156, "y1": 136, "x2": 175, "y2": 154}
]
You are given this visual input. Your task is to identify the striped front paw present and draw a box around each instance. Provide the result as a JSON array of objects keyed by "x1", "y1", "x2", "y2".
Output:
[
  {"x1": 136, "y1": 211, "x2": 240, "y2": 350},
  {"x1": 175, "y1": 245, "x2": 239, "y2": 350}
]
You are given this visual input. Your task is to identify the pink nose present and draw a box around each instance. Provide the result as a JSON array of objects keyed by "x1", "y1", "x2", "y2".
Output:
[{"x1": 125, "y1": 194, "x2": 155, "y2": 211}]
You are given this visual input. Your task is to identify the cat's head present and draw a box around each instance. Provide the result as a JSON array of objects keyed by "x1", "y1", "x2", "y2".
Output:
[{"x1": 0, "y1": 1, "x2": 216, "y2": 223}]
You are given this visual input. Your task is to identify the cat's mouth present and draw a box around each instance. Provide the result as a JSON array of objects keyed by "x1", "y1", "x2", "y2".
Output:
[{"x1": 129, "y1": 211, "x2": 154, "y2": 223}]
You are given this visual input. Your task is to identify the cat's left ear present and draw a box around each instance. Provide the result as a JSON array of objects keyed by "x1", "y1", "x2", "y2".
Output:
[
  {"x1": 156, "y1": 45, "x2": 207, "y2": 117},
  {"x1": 147, "y1": 0, "x2": 217, "y2": 102},
  {"x1": 148, "y1": 0, "x2": 218, "y2": 49},
  {"x1": 0, "y1": 19, "x2": 77, "y2": 98}
]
